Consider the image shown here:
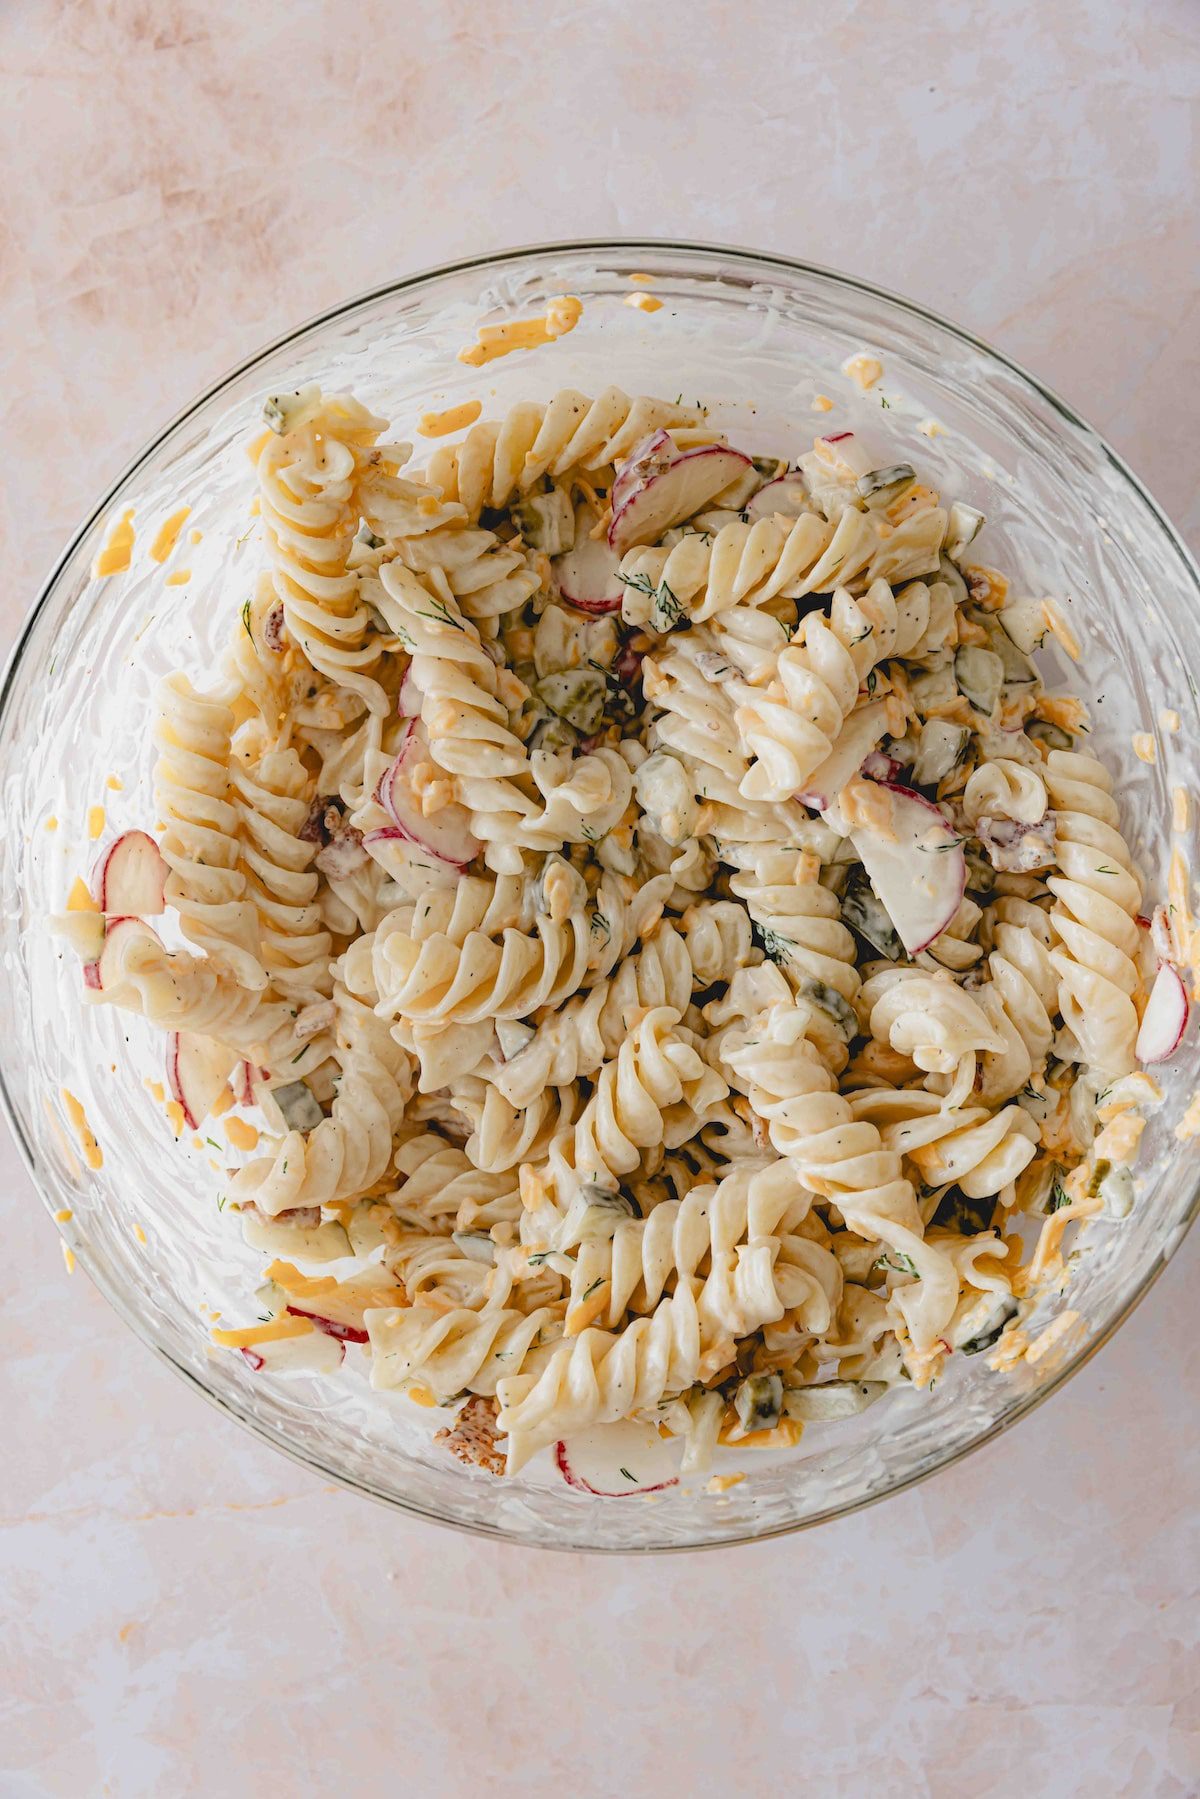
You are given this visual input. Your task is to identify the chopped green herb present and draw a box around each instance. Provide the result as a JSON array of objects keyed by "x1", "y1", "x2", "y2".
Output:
[
  {"x1": 415, "y1": 598, "x2": 465, "y2": 633},
  {"x1": 581, "y1": 1276, "x2": 607, "y2": 1301},
  {"x1": 240, "y1": 599, "x2": 253, "y2": 641},
  {"x1": 206, "y1": 1137, "x2": 220, "y2": 1150},
  {"x1": 619, "y1": 1466, "x2": 638, "y2": 1483}
]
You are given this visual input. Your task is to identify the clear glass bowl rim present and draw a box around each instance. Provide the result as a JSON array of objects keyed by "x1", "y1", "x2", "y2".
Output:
[{"x1": 4, "y1": 236, "x2": 1198, "y2": 1553}]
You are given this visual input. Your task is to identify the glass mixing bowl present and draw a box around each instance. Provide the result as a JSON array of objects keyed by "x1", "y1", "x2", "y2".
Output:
[{"x1": 3, "y1": 241, "x2": 1197, "y2": 1552}]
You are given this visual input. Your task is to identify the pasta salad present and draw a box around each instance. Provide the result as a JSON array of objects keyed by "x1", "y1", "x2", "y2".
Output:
[{"x1": 55, "y1": 380, "x2": 1191, "y2": 1488}]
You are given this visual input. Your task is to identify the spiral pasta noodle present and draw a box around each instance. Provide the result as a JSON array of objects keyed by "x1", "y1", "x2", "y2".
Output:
[
  {"x1": 256, "y1": 391, "x2": 398, "y2": 713},
  {"x1": 723, "y1": 1006, "x2": 959, "y2": 1348},
  {"x1": 1044, "y1": 750, "x2": 1143, "y2": 1075},
  {"x1": 422, "y1": 388, "x2": 709, "y2": 519},
  {"x1": 231, "y1": 746, "x2": 332, "y2": 1009},
  {"x1": 495, "y1": 1282, "x2": 704, "y2": 1472},
  {"x1": 153, "y1": 674, "x2": 266, "y2": 989},
  {"x1": 570, "y1": 1005, "x2": 728, "y2": 1184},
  {"x1": 734, "y1": 578, "x2": 935, "y2": 803}
]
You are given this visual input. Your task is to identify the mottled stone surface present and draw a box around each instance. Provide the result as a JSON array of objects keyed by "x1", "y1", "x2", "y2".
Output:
[{"x1": 1, "y1": 2, "x2": 1197, "y2": 1793}]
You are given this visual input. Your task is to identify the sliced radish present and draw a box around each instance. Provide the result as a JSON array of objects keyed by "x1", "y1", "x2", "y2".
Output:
[
  {"x1": 245, "y1": 1332, "x2": 346, "y2": 1375},
  {"x1": 609, "y1": 445, "x2": 753, "y2": 554},
  {"x1": 90, "y1": 915, "x2": 161, "y2": 998},
  {"x1": 610, "y1": 428, "x2": 673, "y2": 516},
  {"x1": 287, "y1": 1306, "x2": 369, "y2": 1345},
  {"x1": 1136, "y1": 962, "x2": 1189, "y2": 1064},
  {"x1": 91, "y1": 830, "x2": 168, "y2": 917},
  {"x1": 372, "y1": 720, "x2": 480, "y2": 868},
  {"x1": 166, "y1": 1030, "x2": 239, "y2": 1131},
  {"x1": 553, "y1": 504, "x2": 624, "y2": 614},
  {"x1": 795, "y1": 702, "x2": 887, "y2": 810},
  {"x1": 845, "y1": 783, "x2": 966, "y2": 956},
  {"x1": 746, "y1": 475, "x2": 810, "y2": 522},
  {"x1": 234, "y1": 1061, "x2": 270, "y2": 1107},
  {"x1": 555, "y1": 1420, "x2": 679, "y2": 1497}
]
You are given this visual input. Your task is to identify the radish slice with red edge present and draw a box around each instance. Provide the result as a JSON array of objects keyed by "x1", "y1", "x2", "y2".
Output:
[
  {"x1": 91, "y1": 830, "x2": 168, "y2": 917},
  {"x1": 373, "y1": 720, "x2": 480, "y2": 868},
  {"x1": 745, "y1": 475, "x2": 810, "y2": 522},
  {"x1": 610, "y1": 428, "x2": 673, "y2": 516},
  {"x1": 1135, "y1": 962, "x2": 1189, "y2": 1064},
  {"x1": 89, "y1": 915, "x2": 162, "y2": 998},
  {"x1": 841, "y1": 782, "x2": 966, "y2": 956},
  {"x1": 286, "y1": 1306, "x2": 369, "y2": 1345},
  {"x1": 608, "y1": 444, "x2": 753, "y2": 554},
  {"x1": 234, "y1": 1061, "x2": 269, "y2": 1108},
  {"x1": 553, "y1": 504, "x2": 624, "y2": 614},
  {"x1": 555, "y1": 1420, "x2": 679, "y2": 1496},
  {"x1": 166, "y1": 1030, "x2": 239, "y2": 1130}
]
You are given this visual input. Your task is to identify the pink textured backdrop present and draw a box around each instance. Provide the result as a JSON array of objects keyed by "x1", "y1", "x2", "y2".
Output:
[{"x1": 1, "y1": 2, "x2": 1197, "y2": 1794}]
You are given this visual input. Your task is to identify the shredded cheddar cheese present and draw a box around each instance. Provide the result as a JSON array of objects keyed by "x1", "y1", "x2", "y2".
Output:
[
  {"x1": 406, "y1": 1385, "x2": 438, "y2": 1407},
  {"x1": 44, "y1": 815, "x2": 58, "y2": 832},
  {"x1": 264, "y1": 1260, "x2": 338, "y2": 1300},
  {"x1": 1159, "y1": 708, "x2": 1181, "y2": 734},
  {"x1": 105, "y1": 773, "x2": 124, "y2": 791},
  {"x1": 417, "y1": 400, "x2": 483, "y2": 438},
  {"x1": 61, "y1": 1241, "x2": 76, "y2": 1275},
  {"x1": 133, "y1": 1222, "x2": 147, "y2": 1245},
  {"x1": 457, "y1": 295, "x2": 583, "y2": 367},
  {"x1": 624, "y1": 292, "x2": 663, "y2": 314},
  {"x1": 164, "y1": 1099, "x2": 186, "y2": 1138},
  {"x1": 87, "y1": 807, "x2": 106, "y2": 840},
  {"x1": 1176, "y1": 1094, "x2": 1200, "y2": 1141},
  {"x1": 1041, "y1": 599, "x2": 1080, "y2": 661},
  {"x1": 918, "y1": 418, "x2": 945, "y2": 437},
  {"x1": 211, "y1": 1315, "x2": 314, "y2": 1349},
  {"x1": 628, "y1": 272, "x2": 655, "y2": 285},
  {"x1": 842, "y1": 352, "x2": 883, "y2": 391},
  {"x1": 565, "y1": 1283, "x2": 610, "y2": 1336},
  {"x1": 224, "y1": 1116, "x2": 260, "y2": 1152},
  {"x1": 812, "y1": 394, "x2": 834, "y2": 413},
  {"x1": 94, "y1": 508, "x2": 135, "y2": 577},
  {"x1": 149, "y1": 506, "x2": 191, "y2": 564},
  {"x1": 1025, "y1": 1310, "x2": 1080, "y2": 1366},
  {"x1": 1092, "y1": 1112, "x2": 1145, "y2": 1165},
  {"x1": 165, "y1": 569, "x2": 191, "y2": 587},
  {"x1": 1172, "y1": 787, "x2": 1189, "y2": 833},
  {"x1": 706, "y1": 1473, "x2": 746, "y2": 1494},
  {"x1": 1132, "y1": 732, "x2": 1157, "y2": 765},
  {"x1": 61, "y1": 1088, "x2": 103, "y2": 1170}
]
